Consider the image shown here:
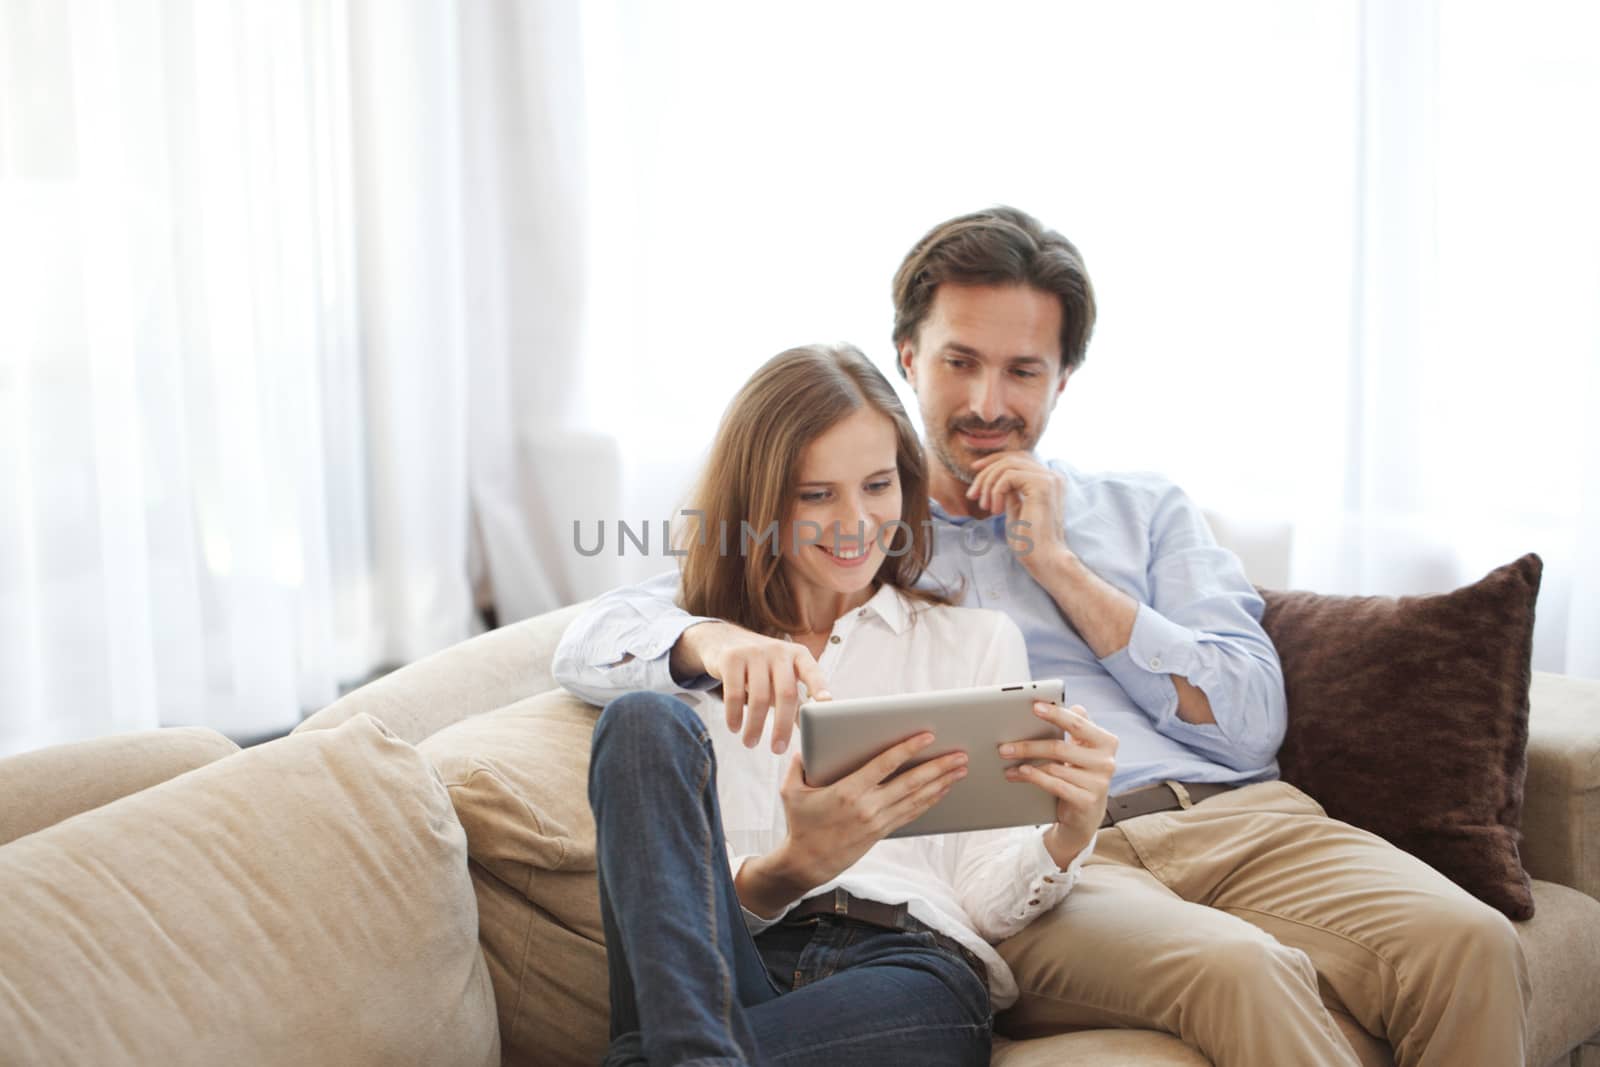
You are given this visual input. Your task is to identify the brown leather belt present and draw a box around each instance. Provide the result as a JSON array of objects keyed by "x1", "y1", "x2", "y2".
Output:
[
  {"x1": 785, "y1": 888, "x2": 988, "y2": 988},
  {"x1": 1099, "y1": 780, "x2": 1237, "y2": 828}
]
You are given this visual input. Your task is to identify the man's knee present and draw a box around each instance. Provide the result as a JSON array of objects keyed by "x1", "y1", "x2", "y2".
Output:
[
  {"x1": 1409, "y1": 895, "x2": 1527, "y2": 987},
  {"x1": 591, "y1": 691, "x2": 706, "y2": 775},
  {"x1": 1194, "y1": 931, "x2": 1319, "y2": 997}
]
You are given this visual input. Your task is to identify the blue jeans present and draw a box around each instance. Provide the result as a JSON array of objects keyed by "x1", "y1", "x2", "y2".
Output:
[{"x1": 588, "y1": 691, "x2": 993, "y2": 1067}]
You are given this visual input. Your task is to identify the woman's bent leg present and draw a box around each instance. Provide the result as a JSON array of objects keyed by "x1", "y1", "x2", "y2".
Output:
[
  {"x1": 746, "y1": 921, "x2": 993, "y2": 1067},
  {"x1": 589, "y1": 691, "x2": 780, "y2": 1066}
]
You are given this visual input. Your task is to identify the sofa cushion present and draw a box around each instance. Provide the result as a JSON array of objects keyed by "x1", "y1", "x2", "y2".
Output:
[
  {"x1": 0, "y1": 725, "x2": 239, "y2": 846},
  {"x1": 294, "y1": 601, "x2": 593, "y2": 744},
  {"x1": 418, "y1": 688, "x2": 608, "y2": 1067},
  {"x1": 991, "y1": 1028, "x2": 1211, "y2": 1065},
  {"x1": 1259, "y1": 554, "x2": 1542, "y2": 919},
  {"x1": 1518, "y1": 879, "x2": 1600, "y2": 1067},
  {"x1": 1520, "y1": 671, "x2": 1600, "y2": 903},
  {"x1": 0, "y1": 714, "x2": 498, "y2": 1067}
]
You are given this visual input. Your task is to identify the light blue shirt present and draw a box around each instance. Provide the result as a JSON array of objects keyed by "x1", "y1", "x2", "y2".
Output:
[{"x1": 552, "y1": 461, "x2": 1286, "y2": 792}]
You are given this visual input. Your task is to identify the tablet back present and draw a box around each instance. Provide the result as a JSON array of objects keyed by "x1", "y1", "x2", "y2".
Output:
[{"x1": 798, "y1": 679, "x2": 1065, "y2": 837}]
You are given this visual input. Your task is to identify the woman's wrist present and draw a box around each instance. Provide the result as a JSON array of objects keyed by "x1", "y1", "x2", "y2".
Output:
[
  {"x1": 1043, "y1": 823, "x2": 1092, "y2": 869},
  {"x1": 734, "y1": 844, "x2": 815, "y2": 919}
]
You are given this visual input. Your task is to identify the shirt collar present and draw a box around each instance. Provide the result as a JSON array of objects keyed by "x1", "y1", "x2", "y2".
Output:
[
  {"x1": 857, "y1": 582, "x2": 911, "y2": 635},
  {"x1": 927, "y1": 496, "x2": 1004, "y2": 528}
]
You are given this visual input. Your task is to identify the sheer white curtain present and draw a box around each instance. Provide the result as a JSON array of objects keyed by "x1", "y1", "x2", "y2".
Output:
[
  {"x1": 573, "y1": 0, "x2": 1365, "y2": 585},
  {"x1": 1291, "y1": 0, "x2": 1600, "y2": 675},
  {"x1": 4, "y1": 0, "x2": 1596, "y2": 758},
  {"x1": 1, "y1": 0, "x2": 374, "y2": 753},
  {"x1": 0, "y1": 0, "x2": 588, "y2": 755},
  {"x1": 573, "y1": 0, "x2": 1600, "y2": 677}
]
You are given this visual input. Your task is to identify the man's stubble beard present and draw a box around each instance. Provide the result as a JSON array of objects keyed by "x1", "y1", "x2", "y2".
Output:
[
  {"x1": 931, "y1": 431, "x2": 979, "y2": 487},
  {"x1": 928, "y1": 419, "x2": 1043, "y2": 490}
]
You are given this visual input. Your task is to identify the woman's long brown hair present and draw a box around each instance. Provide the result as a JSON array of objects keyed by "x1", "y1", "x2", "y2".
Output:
[{"x1": 678, "y1": 343, "x2": 948, "y2": 636}]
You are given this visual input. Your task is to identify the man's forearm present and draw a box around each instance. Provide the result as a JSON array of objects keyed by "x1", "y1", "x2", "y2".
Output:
[
  {"x1": 1032, "y1": 548, "x2": 1136, "y2": 657},
  {"x1": 668, "y1": 620, "x2": 719, "y2": 683},
  {"x1": 1033, "y1": 549, "x2": 1217, "y2": 726}
]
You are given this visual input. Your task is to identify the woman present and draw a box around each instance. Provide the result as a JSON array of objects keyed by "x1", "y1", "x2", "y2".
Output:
[{"x1": 573, "y1": 343, "x2": 1117, "y2": 1066}]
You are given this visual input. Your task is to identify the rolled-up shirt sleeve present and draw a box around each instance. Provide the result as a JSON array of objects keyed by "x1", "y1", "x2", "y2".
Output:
[
  {"x1": 552, "y1": 570, "x2": 720, "y2": 706},
  {"x1": 948, "y1": 826, "x2": 1091, "y2": 943},
  {"x1": 1096, "y1": 484, "x2": 1286, "y2": 772}
]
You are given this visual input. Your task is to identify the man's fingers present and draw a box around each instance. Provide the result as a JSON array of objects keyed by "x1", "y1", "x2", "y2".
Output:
[
  {"x1": 964, "y1": 459, "x2": 996, "y2": 499},
  {"x1": 795, "y1": 652, "x2": 832, "y2": 704},
  {"x1": 979, "y1": 463, "x2": 1039, "y2": 515},
  {"x1": 983, "y1": 470, "x2": 1023, "y2": 516},
  {"x1": 965, "y1": 452, "x2": 1026, "y2": 504},
  {"x1": 771, "y1": 667, "x2": 800, "y2": 755},
  {"x1": 723, "y1": 673, "x2": 746, "y2": 735},
  {"x1": 968, "y1": 462, "x2": 1006, "y2": 510},
  {"x1": 775, "y1": 652, "x2": 830, "y2": 755},
  {"x1": 966, "y1": 463, "x2": 993, "y2": 500},
  {"x1": 742, "y1": 672, "x2": 773, "y2": 748},
  {"x1": 770, "y1": 705, "x2": 797, "y2": 756}
]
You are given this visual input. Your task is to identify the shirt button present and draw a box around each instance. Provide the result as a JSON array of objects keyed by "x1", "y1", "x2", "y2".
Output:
[
  {"x1": 1043, "y1": 876, "x2": 1055, "y2": 884},
  {"x1": 829, "y1": 635, "x2": 841, "y2": 645},
  {"x1": 857, "y1": 609, "x2": 866, "y2": 617},
  {"x1": 1149, "y1": 656, "x2": 1162, "y2": 669},
  {"x1": 1028, "y1": 899, "x2": 1041, "y2": 906}
]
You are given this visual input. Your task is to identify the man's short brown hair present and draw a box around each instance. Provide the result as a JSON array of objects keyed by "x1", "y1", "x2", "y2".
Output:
[{"x1": 891, "y1": 205, "x2": 1096, "y2": 377}]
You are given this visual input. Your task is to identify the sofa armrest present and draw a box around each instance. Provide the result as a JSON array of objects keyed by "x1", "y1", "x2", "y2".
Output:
[
  {"x1": 294, "y1": 600, "x2": 593, "y2": 745},
  {"x1": 1520, "y1": 670, "x2": 1600, "y2": 902},
  {"x1": 0, "y1": 727, "x2": 240, "y2": 847}
]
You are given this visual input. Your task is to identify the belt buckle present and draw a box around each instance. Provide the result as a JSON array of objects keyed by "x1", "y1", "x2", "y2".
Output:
[{"x1": 832, "y1": 887, "x2": 850, "y2": 916}]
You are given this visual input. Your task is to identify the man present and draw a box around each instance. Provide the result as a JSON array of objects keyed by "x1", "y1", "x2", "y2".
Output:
[{"x1": 554, "y1": 206, "x2": 1528, "y2": 1066}]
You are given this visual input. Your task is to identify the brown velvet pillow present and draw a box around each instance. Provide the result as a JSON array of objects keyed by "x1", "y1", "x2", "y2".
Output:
[{"x1": 1259, "y1": 553, "x2": 1541, "y2": 920}]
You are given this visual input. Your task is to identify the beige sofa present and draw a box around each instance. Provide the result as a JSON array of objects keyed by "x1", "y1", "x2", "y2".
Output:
[{"x1": 3, "y1": 599, "x2": 1600, "y2": 1066}]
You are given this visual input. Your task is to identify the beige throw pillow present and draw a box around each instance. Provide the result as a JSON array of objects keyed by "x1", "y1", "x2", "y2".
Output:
[
  {"x1": 419, "y1": 689, "x2": 608, "y2": 1067},
  {"x1": 0, "y1": 714, "x2": 498, "y2": 1067},
  {"x1": 0, "y1": 725, "x2": 240, "y2": 846}
]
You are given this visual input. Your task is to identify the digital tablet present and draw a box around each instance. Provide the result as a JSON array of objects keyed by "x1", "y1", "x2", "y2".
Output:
[{"x1": 797, "y1": 679, "x2": 1066, "y2": 838}]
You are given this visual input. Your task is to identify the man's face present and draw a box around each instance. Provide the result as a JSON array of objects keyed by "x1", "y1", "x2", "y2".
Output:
[{"x1": 899, "y1": 282, "x2": 1069, "y2": 487}]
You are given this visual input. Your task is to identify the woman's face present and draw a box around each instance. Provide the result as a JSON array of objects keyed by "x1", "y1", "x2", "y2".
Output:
[{"x1": 780, "y1": 406, "x2": 904, "y2": 610}]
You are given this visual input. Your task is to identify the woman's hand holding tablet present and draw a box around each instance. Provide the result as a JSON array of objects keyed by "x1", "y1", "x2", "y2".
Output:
[
  {"x1": 799, "y1": 680, "x2": 1072, "y2": 838},
  {"x1": 733, "y1": 731, "x2": 971, "y2": 917},
  {"x1": 999, "y1": 700, "x2": 1119, "y2": 866}
]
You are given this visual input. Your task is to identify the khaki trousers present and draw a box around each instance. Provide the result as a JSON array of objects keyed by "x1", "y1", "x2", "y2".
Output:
[{"x1": 996, "y1": 781, "x2": 1530, "y2": 1067}]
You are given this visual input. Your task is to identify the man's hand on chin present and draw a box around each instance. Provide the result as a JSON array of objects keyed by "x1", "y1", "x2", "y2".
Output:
[
  {"x1": 967, "y1": 450, "x2": 1141, "y2": 663},
  {"x1": 965, "y1": 451, "x2": 1070, "y2": 579}
]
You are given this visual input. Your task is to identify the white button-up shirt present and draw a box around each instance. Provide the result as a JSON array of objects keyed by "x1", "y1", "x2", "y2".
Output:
[{"x1": 558, "y1": 580, "x2": 1090, "y2": 1009}]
